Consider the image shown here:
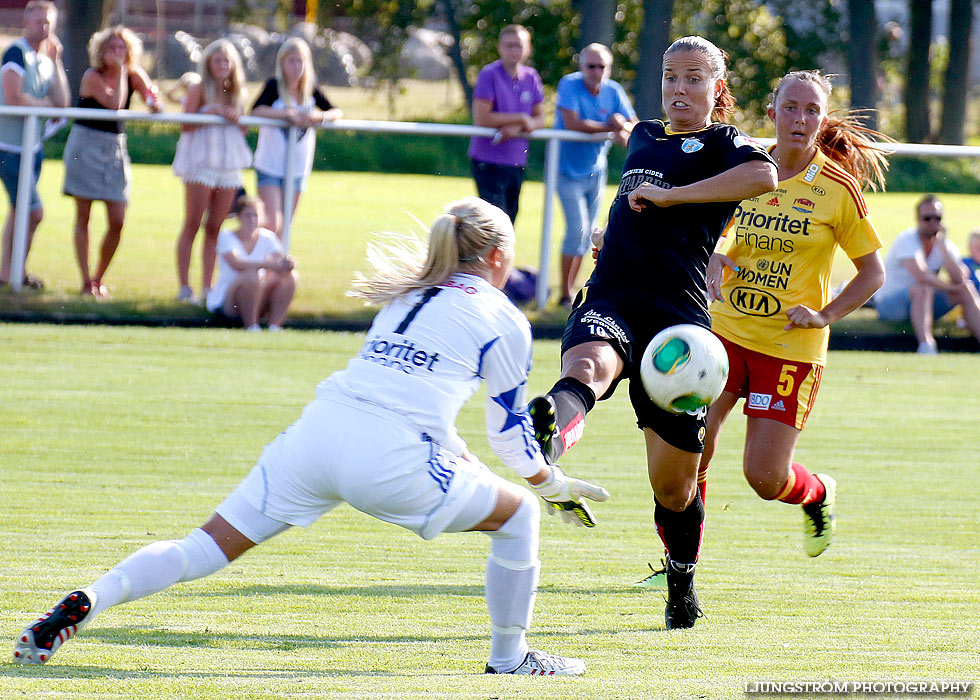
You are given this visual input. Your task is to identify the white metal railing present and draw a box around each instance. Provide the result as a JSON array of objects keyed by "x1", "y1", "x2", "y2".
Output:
[
  {"x1": 0, "y1": 105, "x2": 614, "y2": 307},
  {"x1": 1, "y1": 104, "x2": 977, "y2": 307}
]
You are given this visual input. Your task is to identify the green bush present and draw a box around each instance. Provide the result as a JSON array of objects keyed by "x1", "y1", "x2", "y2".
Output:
[{"x1": 885, "y1": 155, "x2": 980, "y2": 194}]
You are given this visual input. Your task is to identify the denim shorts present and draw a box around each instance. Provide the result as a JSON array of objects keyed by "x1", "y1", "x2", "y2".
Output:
[
  {"x1": 255, "y1": 169, "x2": 306, "y2": 194},
  {"x1": 557, "y1": 169, "x2": 606, "y2": 256},
  {"x1": 0, "y1": 148, "x2": 43, "y2": 211},
  {"x1": 874, "y1": 287, "x2": 955, "y2": 322}
]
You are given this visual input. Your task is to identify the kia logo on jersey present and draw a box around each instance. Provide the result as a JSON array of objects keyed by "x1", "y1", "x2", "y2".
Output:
[{"x1": 729, "y1": 286, "x2": 782, "y2": 317}]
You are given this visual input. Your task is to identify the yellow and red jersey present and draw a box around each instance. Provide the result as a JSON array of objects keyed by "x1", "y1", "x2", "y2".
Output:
[{"x1": 710, "y1": 148, "x2": 881, "y2": 365}]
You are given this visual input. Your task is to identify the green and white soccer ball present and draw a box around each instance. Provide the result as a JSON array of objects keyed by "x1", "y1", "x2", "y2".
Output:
[{"x1": 640, "y1": 324, "x2": 730, "y2": 414}]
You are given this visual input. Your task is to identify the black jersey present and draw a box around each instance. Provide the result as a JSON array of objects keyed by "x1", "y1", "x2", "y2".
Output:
[{"x1": 588, "y1": 120, "x2": 773, "y2": 325}]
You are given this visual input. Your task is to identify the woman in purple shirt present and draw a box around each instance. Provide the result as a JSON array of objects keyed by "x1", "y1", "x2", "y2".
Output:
[{"x1": 467, "y1": 24, "x2": 545, "y2": 223}]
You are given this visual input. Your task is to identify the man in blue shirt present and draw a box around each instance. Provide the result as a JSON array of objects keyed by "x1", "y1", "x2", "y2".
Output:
[{"x1": 554, "y1": 43, "x2": 636, "y2": 306}]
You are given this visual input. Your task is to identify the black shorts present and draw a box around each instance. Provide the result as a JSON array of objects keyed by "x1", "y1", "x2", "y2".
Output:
[{"x1": 560, "y1": 289, "x2": 707, "y2": 453}]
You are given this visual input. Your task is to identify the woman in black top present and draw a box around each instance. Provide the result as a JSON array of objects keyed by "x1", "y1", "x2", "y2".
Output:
[
  {"x1": 251, "y1": 38, "x2": 342, "y2": 237},
  {"x1": 529, "y1": 36, "x2": 777, "y2": 628},
  {"x1": 63, "y1": 26, "x2": 159, "y2": 298}
]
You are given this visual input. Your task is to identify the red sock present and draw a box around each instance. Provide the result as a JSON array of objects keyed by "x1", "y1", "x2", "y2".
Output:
[
  {"x1": 697, "y1": 462, "x2": 709, "y2": 504},
  {"x1": 775, "y1": 462, "x2": 825, "y2": 505}
]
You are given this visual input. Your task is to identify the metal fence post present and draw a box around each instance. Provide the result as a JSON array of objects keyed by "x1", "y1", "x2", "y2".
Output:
[
  {"x1": 281, "y1": 124, "x2": 298, "y2": 253},
  {"x1": 9, "y1": 114, "x2": 39, "y2": 293},
  {"x1": 536, "y1": 135, "x2": 560, "y2": 310}
]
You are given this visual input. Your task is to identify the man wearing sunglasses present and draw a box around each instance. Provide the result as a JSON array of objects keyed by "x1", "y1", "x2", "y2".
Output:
[
  {"x1": 873, "y1": 194, "x2": 980, "y2": 353},
  {"x1": 552, "y1": 43, "x2": 636, "y2": 308}
]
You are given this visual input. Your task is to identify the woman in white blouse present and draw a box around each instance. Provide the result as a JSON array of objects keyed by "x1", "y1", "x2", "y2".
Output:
[{"x1": 205, "y1": 196, "x2": 297, "y2": 331}]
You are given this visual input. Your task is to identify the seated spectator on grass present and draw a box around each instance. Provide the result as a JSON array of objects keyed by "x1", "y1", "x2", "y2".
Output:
[
  {"x1": 963, "y1": 228, "x2": 980, "y2": 293},
  {"x1": 172, "y1": 38, "x2": 252, "y2": 304},
  {"x1": 0, "y1": 0, "x2": 69, "y2": 291},
  {"x1": 873, "y1": 194, "x2": 980, "y2": 353},
  {"x1": 251, "y1": 37, "x2": 341, "y2": 237},
  {"x1": 64, "y1": 25, "x2": 161, "y2": 299},
  {"x1": 205, "y1": 196, "x2": 297, "y2": 331}
]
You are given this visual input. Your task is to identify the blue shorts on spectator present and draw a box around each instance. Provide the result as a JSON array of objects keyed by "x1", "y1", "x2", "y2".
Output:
[
  {"x1": 557, "y1": 170, "x2": 605, "y2": 257},
  {"x1": 0, "y1": 149, "x2": 43, "y2": 210},
  {"x1": 874, "y1": 287, "x2": 956, "y2": 322},
  {"x1": 256, "y1": 169, "x2": 305, "y2": 194}
]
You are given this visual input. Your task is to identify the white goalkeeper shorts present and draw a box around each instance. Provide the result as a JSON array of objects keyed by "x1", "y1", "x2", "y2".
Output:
[{"x1": 215, "y1": 391, "x2": 505, "y2": 542}]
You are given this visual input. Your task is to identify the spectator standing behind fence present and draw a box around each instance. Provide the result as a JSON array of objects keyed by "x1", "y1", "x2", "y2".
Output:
[
  {"x1": 172, "y1": 38, "x2": 252, "y2": 304},
  {"x1": 872, "y1": 194, "x2": 980, "y2": 353},
  {"x1": 467, "y1": 24, "x2": 544, "y2": 224},
  {"x1": 205, "y1": 196, "x2": 296, "y2": 331},
  {"x1": 553, "y1": 43, "x2": 636, "y2": 307},
  {"x1": 0, "y1": 0, "x2": 68, "y2": 291},
  {"x1": 63, "y1": 26, "x2": 160, "y2": 299},
  {"x1": 251, "y1": 38, "x2": 341, "y2": 237}
]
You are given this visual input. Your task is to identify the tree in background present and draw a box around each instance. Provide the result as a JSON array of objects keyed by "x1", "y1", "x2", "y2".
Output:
[
  {"x1": 848, "y1": 0, "x2": 879, "y2": 130},
  {"x1": 438, "y1": 0, "x2": 473, "y2": 110},
  {"x1": 905, "y1": 0, "x2": 933, "y2": 143},
  {"x1": 343, "y1": 0, "x2": 429, "y2": 119},
  {"x1": 632, "y1": 0, "x2": 673, "y2": 120},
  {"x1": 937, "y1": 0, "x2": 973, "y2": 144},
  {"x1": 64, "y1": 1, "x2": 107, "y2": 100},
  {"x1": 572, "y1": 0, "x2": 615, "y2": 49},
  {"x1": 455, "y1": 0, "x2": 577, "y2": 88}
]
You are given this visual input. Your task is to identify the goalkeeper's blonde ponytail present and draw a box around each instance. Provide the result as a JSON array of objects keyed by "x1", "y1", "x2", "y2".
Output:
[{"x1": 349, "y1": 197, "x2": 515, "y2": 305}]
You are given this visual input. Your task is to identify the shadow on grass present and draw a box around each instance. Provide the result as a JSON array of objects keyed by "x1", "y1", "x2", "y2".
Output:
[
  {"x1": 5, "y1": 290, "x2": 980, "y2": 350},
  {"x1": 1, "y1": 661, "x2": 402, "y2": 680},
  {"x1": 196, "y1": 581, "x2": 669, "y2": 599},
  {"x1": 0, "y1": 292, "x2": 379, "y2": 332}
]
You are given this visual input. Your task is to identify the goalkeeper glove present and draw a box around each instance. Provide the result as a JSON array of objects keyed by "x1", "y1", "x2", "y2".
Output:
[{"x1": 530, "y1": 465, "x2": 609, "y2": 527}]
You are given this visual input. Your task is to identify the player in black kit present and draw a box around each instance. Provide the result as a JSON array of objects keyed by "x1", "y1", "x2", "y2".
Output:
[{"x1": 529, "y1": 36, "x2": 777, "y2": 629}]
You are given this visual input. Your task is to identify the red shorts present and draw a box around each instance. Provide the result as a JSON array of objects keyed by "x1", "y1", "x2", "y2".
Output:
[{"x1": 718, "y1": 335, "x2": 823, "y2": 430}]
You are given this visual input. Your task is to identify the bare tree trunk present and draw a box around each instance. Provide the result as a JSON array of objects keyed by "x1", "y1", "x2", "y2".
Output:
[
  {"x1": 905, "y1": 0, "x2": 933, "y2": 142},
  {"x1": 848, "y1": 0, "x2": 879, "y2": 129},
  {"x1": 64, "y1": 0, "x2": 106, "y2": 101},
  {"x1": 634, "y1": 0, "x2": 673, "y2": 120},
  {"x1": 937, "y1": 0, "x2": 973, "y2": 144},
  {"x1": 439, "y1": 0, "x2": 472, "y2": 115},
  {"x1": 156, "y1": 0, "x2": 166, "y2": 80},
  {"x1": 573, "y1": 0, "x2": 616, "y2": 49}
]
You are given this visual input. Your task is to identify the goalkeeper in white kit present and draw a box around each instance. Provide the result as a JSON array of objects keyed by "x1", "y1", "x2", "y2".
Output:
[{"x1": 13, "y1": 197, "x2": 608, "y2": 676}]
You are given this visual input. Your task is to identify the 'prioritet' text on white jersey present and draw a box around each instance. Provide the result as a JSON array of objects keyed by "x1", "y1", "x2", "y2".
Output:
[{"x1": 319, "y1": 273, "x2": 547, "y2": 478}]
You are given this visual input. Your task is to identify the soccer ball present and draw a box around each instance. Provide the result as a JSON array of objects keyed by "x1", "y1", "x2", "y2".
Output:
[{"x1": 640, "y1": 324, "x2": 729, "y2": 414}]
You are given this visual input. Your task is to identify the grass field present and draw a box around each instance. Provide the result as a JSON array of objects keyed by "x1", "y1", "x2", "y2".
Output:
[
  {"x1": 3, "y1": 164, "x2": 980, "y2": 334},
  {"x1": 1, "y1": 324, "x2": 977, "y2": 699}
]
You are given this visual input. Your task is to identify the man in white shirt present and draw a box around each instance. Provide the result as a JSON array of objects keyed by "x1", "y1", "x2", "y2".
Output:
[{"x1": 874, "y1": 194, "x2": 980, "y2": 353}]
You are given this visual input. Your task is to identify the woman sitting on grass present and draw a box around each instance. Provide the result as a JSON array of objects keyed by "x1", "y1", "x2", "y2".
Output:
[{"x1": 204, "y1": 196, "x2": 297, "y2": 331}]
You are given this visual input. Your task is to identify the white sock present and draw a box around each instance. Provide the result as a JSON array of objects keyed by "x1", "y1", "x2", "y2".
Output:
[
  {"x1": 87, "y1": 528, "x2": 229, "y2": 620},
  {"x1": 484, "y1": 495, "x2": 540, "y2": 672}
]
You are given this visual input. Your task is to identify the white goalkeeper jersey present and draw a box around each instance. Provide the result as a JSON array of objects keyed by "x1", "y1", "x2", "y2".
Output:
[{"x1": 318, "y1": 273, "x2": 547, "y2": 478}]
